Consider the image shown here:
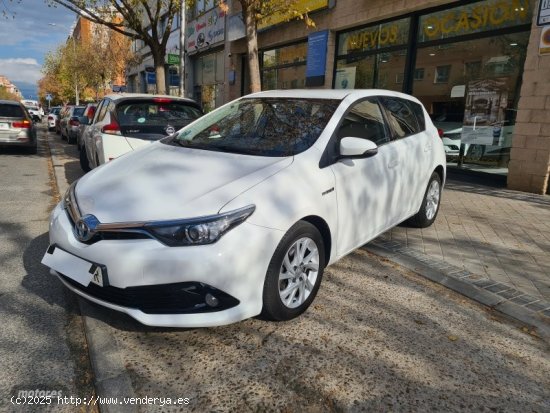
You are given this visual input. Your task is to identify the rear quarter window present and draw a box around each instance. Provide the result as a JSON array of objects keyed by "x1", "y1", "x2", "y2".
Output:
[{"x1": 0, "y1": 104, "x2": 25, "y2": 118}]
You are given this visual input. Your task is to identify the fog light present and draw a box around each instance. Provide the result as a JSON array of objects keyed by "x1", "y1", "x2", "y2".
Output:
[{"x1": 205, "y1": 293, "x2": 219, "y2": 307}]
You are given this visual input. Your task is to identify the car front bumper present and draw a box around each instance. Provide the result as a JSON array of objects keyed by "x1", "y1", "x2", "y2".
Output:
[{"x1": 45, "y1": 202, "x2": 283, "y2": 327}]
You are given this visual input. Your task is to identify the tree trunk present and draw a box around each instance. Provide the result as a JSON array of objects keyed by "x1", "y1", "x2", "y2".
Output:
[
  {"x1": 243, "y1": 4, "x2": 261, "y2": 93},
  {"x1": 152, "y1": 49, "x2": 167, "y2": 95}
]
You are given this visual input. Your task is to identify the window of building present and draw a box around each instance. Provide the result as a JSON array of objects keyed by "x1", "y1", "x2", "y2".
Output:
[
  {"x1": 414, "y1": 68, "x2": 425, "y2": 80},
  {"x1": 434, "y1": 65, "x2": 451, "y2": 83}
]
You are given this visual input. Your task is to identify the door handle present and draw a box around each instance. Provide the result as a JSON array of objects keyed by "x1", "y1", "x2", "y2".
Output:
[{"x1": 388, "y1": 160, "x2": 399, "y2": 169}]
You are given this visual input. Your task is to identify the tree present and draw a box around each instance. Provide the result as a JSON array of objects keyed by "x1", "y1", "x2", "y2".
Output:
[
  {"x1": 0, "y1": 85, "x2": 20, "y2": 101},
  {"x1": 50, "y1": 0, "x2": 181, "y2": 94},
  {"x1": 230, "y1": 0, "x2": 315, "y2": 93}
]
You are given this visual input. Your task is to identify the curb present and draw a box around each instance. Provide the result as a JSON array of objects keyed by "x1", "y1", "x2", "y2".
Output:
[
  {"x1": 366, "y1": 239, "x2": 550, "y2": 342},
  {"x1": 46, "y1": 131, "x2": 137, "y2": 412}
]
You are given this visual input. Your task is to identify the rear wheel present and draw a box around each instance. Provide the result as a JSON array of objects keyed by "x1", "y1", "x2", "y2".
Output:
[
  {"x1": 407, "y1": 172, "x2": 442, "y2": 228},
  {"x1": 262, "y1": 221, "x2": 325, "y2": 321},
  {"x1": 79, "y1": 145, "x2": 91, "y2": 172}
]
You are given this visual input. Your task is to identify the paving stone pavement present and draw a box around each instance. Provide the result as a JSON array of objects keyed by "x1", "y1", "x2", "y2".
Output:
[{"x1": 378, "y1": 178, "x2": 550, "y2": 305}]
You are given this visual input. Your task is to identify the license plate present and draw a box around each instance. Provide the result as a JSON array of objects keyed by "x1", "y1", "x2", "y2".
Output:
[
  {"x1": 0, "y1": 123, "x2": 8, "y2": 130},
  {"x1": 41, "y1": 245, "x2": 106, "y2": 287}
]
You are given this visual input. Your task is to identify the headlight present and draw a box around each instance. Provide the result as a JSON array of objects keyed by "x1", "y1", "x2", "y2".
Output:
[{"x1": 144, "y1": 205, "x2": 255, "y2": 247}]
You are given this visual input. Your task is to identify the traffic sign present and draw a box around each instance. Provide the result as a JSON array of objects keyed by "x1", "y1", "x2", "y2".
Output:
[{"x1": 45, "y1": 93, "x2": 52, "y2": 101}]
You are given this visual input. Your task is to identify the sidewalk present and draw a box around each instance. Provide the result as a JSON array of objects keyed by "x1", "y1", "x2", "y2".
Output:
[{"x1": 368, "y1": 175, "x2": 550, "y2": 330}]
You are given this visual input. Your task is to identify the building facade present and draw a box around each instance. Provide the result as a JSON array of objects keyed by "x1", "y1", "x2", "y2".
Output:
[{"x1": 132, "y1": 0, "x2": 550, "y2": 194}]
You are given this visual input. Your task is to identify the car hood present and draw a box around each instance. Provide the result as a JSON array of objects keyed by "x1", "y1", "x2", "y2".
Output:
[{"x1": 75, "y1": 142, "x2": 292, "y2": 223}]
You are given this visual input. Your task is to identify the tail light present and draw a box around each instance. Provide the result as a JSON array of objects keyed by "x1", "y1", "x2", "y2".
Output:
[
  {"x1": 13, "y1": 120, "x2": 31, "y2": 129},
  {"x1": 69, "y1": 119, "x2": 80, "y2": 126},
  {"x1": 153, "y1": 98, "x2": 172, "y2": 103},
  {"x1": 101, "y1": 118, "x2": 121, "y2": 135},
  {"x1": 48, "y1": 115, "x2": 54, "y2": 121},
  {"x1": 437, "y1": 128, "x2": 444, "y2": 138}
]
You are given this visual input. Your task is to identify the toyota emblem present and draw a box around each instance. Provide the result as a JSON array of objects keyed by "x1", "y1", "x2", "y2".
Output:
[
  {"x1": 74, "y1": 214, "x2": 100, "y2": 242},
  {"x1": 165, "y1": 126, "x2": 175, "y2": 135}
]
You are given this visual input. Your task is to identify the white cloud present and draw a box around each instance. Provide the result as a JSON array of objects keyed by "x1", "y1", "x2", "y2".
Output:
[{"x1": 0, "y1": 58, "x2": 42, "y2": 84}]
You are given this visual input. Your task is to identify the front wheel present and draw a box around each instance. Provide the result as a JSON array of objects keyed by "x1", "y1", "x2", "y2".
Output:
[
  {"x1": 407, "y1": 172, "x2": 442, "y2": 228},
  {"x1": 261, "y1": 221, "x2": 325, "y2": 321}
]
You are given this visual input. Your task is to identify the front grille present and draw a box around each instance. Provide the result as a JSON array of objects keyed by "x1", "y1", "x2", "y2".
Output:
[{"x1": 58, "y1": 274, "x2": 240, "y2": 314}]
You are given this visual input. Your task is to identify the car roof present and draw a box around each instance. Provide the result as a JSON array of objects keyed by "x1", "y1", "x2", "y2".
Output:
[
  {"x1": 102, "y1": 93, "x2": 198, "y2": 105},
  {"x1": 0, "y1": 99, "x2": 23, "y2": 106},
  {"x1": 245, "y1": 89, "x2": 422, "y2": 104}
]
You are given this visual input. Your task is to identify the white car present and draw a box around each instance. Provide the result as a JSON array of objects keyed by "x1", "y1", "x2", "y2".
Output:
[
  {"x1": 42, "y1": 89, "x2": 446, "y2": 328},
  {"x1": 47, "y1": 107, "x2": 61, "y2": 131},
  {"x1": 79, "y1": 93, "x2": 202, "y2": 171},
  {"x1": 25, "y1": 106, "x2": 42, "y2": 122}
]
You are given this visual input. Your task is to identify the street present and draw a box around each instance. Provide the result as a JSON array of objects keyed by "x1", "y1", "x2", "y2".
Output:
[{"x1": 0, "y1": 124, "x2": 547, "y2": 412}]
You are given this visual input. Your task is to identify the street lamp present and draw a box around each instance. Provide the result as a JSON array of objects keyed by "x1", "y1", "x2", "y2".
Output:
[{"x1": 48, "y1": 23, "x2": 79, "y2": 105}]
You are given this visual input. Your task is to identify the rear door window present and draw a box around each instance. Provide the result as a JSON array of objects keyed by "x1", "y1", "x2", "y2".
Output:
[
  {"x1": 0, "y1": 104, "x2": 25, "y2": 118},
  {"x1": 380, "y1": 97, "x2": 420, "y2": 139},
  {"x1": 116, "y1": 100, "x2": 202, "y2": 140}
]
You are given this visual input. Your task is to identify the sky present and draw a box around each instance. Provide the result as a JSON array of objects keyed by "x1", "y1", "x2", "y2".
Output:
[{"x1": 0, "y1": 0, "x2": 77, "y2": 99}]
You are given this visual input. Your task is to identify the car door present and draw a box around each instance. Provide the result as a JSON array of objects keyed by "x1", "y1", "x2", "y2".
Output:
[
  {"x1": 379, "y1": 96, "x2": 433, "y2": 219},
  {"x1": 329, "y1": 97, "x2": 403, "y2": 257},
  {"x1": 85, "y1": 99, "x2": 108, "y2": 168}
]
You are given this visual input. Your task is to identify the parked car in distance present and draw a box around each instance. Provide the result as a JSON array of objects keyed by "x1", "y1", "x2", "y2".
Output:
[
  {"x1": 0, "y1": 99, "x2": 37, "y2": 153},
  {"x1": 76, "y1": 103, "x2": 97, "y2": 150},
  {"x1": 25, "y1": 106, "x2": 42, "y2": 122},
  {"x1": 59, "y1": 105, "x2": 85, "y2": 144},
  {"x1": 79, "y1": 94, "x2": 202, "y2": 172},
  {"x1": 43, "y1": 89, "x2": 446, "y2": 328},
  {"x1": 47, "y1": 106, "x2": 61, "y2": 131}
]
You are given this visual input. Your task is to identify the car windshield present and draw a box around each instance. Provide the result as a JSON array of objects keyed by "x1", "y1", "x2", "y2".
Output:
[
  {"x1": 0, "y1": 104, "x2": 24, "y2": 118},
  {"x1": 73, "y1": 107, "x2": 85, "y2": 116},
  {"x1": 116, "y1": 101, "x2": 202, "y2": 127},
  {"x1": 167, "y1": 98, "x2": 339, "y2": 156}
]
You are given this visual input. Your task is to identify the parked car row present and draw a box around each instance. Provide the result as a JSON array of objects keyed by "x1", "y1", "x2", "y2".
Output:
[{"x1": 42, "y1": 89, "x2": 446, "y2": 328}]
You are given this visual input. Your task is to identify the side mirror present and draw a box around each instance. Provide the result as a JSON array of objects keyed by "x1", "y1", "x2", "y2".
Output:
[
  {"x1": 78, "y1": 116, "x2": 89, "y2": 125},
  {"x1": 339, "y1": 137, "x2": 378, "y2": 159}
]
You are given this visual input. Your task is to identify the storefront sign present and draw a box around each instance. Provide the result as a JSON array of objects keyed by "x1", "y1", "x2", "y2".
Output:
[
  {"x1": 461, "y1": 79, "x2": 509, "y2": 146},
  {"x1": 258, "y1": 0, "x2": 328, "y2": 30},
  {"x1": 187, "y1": 7, "x2": 226, "y2": 52},
  {"x1": 337, "y1": 18, "x2": 410, "y2": 56},
  {"x1": 540, "y1": 26, "x2": 550, "y2": 54},
  {"x1": 306, "y1": 30, "x2": 329, "y2": 86},
  {"x1": 166, "y1": 54, "x2": 180, "y2": 65},
  {"x1": 420, "y1": 0, "x2": 532, "y2": 41},
  {"x1": 334, "y1": 67, "x2": 356, "y2": 89},
  {"x1": 146, "y1": 72, "x2": 156, "y2": 85},
  {"x1": 537, "y1": 0, "x2": 550, "y2": 25}
]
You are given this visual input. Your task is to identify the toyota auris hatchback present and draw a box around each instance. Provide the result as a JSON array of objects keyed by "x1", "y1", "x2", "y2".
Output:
[{"x1": 42, "y1": 90, "x2": 446, "y2": 327}]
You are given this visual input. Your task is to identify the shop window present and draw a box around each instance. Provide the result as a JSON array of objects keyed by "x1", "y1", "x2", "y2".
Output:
[
  {"x1": 261, "y1": 43, "x2": 307, "y2": 90},
  {"x1": 434, "y1": 65, "x2": 451, "y2": 83},
  {"x1": 335, "y1": 50, "x2": 407, "y2": 92}
]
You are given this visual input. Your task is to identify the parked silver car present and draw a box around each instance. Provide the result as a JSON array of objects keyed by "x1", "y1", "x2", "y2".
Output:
[
  {"x1": 59, "y1": 105, "x2": 85, "y2": 144},
  {"x1": 0, "y1": 100, "x2": 37, "y2": 153}
]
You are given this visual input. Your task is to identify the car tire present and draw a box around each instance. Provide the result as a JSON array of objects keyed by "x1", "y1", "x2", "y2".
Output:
[
  {"x1": 79, "y1": 145, "x2": 91, "y2": 172},
  {"x1": 261, "y1": 221, "x2": 325, "y2": 321},
  {"x1": 407, "y1": 172, "x2": 442, "y2": 228}
]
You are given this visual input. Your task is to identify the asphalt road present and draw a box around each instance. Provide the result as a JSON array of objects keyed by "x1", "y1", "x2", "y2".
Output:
[
  {"x1": 47, "y1": 132, "x2": 550, "y2": 412},
  {"x1": 0, "y1": 124, "x2": 95, "y2": 412}
]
